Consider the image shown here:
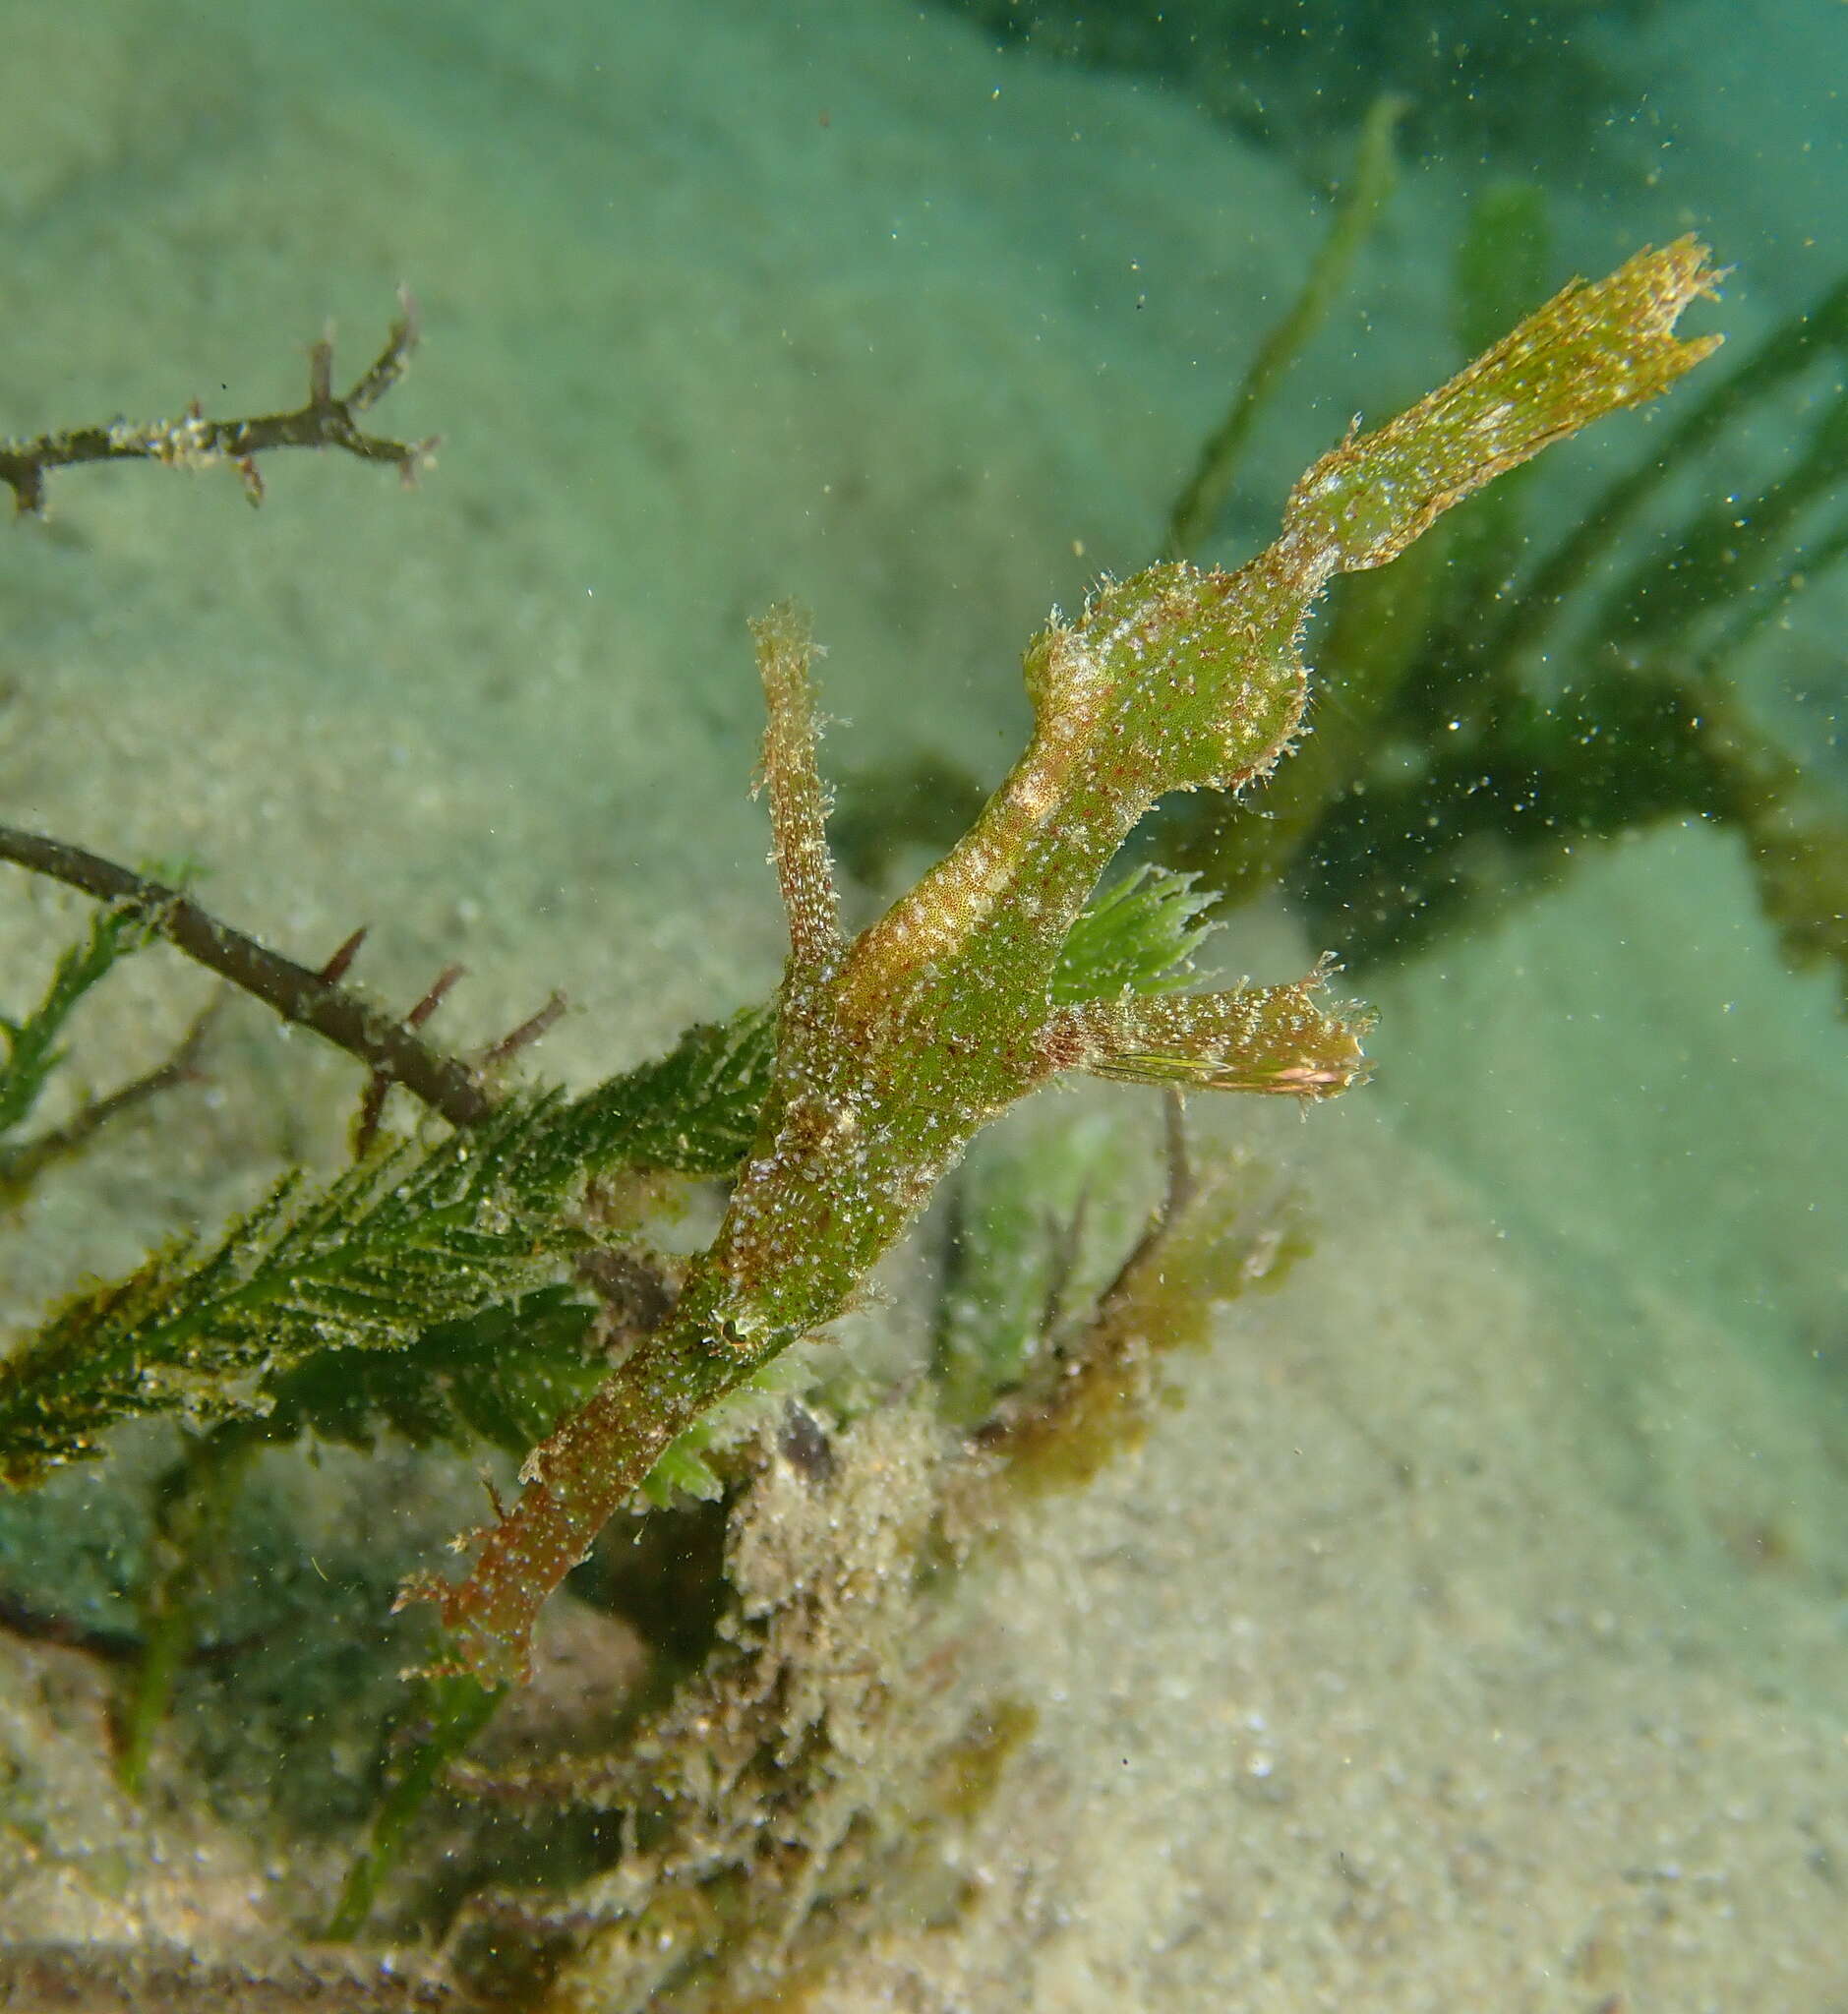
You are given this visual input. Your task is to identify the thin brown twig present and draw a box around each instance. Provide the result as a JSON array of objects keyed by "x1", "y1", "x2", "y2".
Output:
[
  {"x1": 0, "y1": 289, "x2": 438, "y2": 514},
  {"x1": 974, "y1": 1094, "x2": 1196, "y2": 1465},
  {"x1": 1086, "y1": 1090, "x2": 1195, "y2": 1321},
  {"x1": 478, "y1": 990, "x2": 567, "y2": 1074}
]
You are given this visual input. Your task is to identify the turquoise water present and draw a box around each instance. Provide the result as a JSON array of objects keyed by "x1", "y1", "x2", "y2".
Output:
[{"x1": 0, "y1": 3, "x2": 1842, "y2": 2005}]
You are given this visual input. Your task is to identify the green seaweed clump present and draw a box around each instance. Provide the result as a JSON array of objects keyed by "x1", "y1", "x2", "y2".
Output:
[{"x1": 0, "y1": 240, "x2": 1721, "y2": 1984}]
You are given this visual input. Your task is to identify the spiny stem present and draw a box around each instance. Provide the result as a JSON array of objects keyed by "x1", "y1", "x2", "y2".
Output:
[{"x1": 0, "y1": 823, "x2": 494, "y2": 1127}]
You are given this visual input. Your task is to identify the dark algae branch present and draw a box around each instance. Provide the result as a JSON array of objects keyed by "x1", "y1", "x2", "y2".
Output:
[{"x1": 402, "y1": 238, "x2": 1722, "y2": 1687}]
